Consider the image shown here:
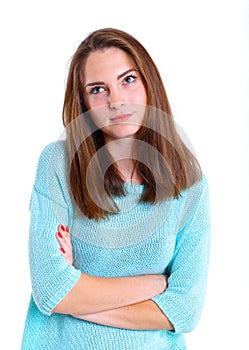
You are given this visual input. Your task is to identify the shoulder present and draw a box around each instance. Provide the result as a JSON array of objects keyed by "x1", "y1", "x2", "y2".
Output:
[
  {"x1": 185, "y1": 173, "x2": 211, "y2": 231},
  {"x1": 184, "y1": 173, "x2": 209, "y2": 201},
  {"x1": 198, "y1": 173, "x2": 209, "y2": 190},
  {"x1": 36, "y1": 140, "x2": 67, "y2": 176},
  {"x1": 173, "y1": 174, "x2": 210, "y2": 232},
  {"x1": 38, "y1": 140, "x2": 67, "y2": 166},
  {"x1": 33, "y1": 140, "x2": 69, "y2": 198},
  {"x1": 188, "y1": 173, "x2": 210, "y2": 215}
]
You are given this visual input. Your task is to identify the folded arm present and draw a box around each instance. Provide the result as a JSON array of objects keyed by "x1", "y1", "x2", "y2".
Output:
[
  {"x1": 54, "y1": 225, "x2": 172, "y2": 329},
  {"x1": 71, "y1": 299, "x2": 174, "y2": 330},
  {"x1": 52, "y1": 270, "x2": 167, "y2": 315},
  {"x1": 30, "y1": 191, "x2": 166, "y2": 317},
  {"x1": 56, "y1": 177, "x2": 211, "y2": 333}
]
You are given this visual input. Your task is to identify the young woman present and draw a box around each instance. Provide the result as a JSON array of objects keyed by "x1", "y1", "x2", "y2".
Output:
[{"x1": 21, "y1": 28, "x2": 211, "y2": 349}]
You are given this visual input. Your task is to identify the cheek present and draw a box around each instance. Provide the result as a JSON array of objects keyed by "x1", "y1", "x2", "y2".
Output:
[
  {"x1": 84, "y1": 93, "x2": 108, "y2": 111},
  {"x1": 88, "y1": 106, "x2": 109, "y2": 129},
  {"x1": 131, "y1": 86, "x2": 147, "y2": 105},
  {"x1": 89, "y1": 113, "x2": 102, "y2": 128}
]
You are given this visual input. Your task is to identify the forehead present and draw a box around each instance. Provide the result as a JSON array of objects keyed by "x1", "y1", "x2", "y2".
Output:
[{"x1": 82, "y1": 47, "x2": 135, "y2": 80}]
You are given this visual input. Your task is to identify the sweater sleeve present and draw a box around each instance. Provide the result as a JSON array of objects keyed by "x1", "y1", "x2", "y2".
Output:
[
  {"x1": 152, "y1": 176, "x2": 211, "y2": 333},
  {"x1": 28, "y1": 142, "x2": 81, "y2": 316}
]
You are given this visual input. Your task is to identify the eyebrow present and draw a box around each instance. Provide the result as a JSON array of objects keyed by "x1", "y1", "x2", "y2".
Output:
[{"x1": 84, "y1": 69, "x2": 137, "y2": 89}]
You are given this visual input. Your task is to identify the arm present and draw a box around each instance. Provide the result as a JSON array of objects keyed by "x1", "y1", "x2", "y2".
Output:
[
  {"x1": 53, "y1": 225, "x2": 167, "y2": 315},
  {"x1": 56, "y1": 227, "x2": 173, "y2": 330},
  {"x1": 31, "y1": 192, "x2": 166, "y2": 316},
  {"x1": 151, "y1": 176, "x2": 211, "y2": 333},
  {"x1": 71, "y1": 300, "x2": 174, "y2": 330},
  {"x1": 52, "y1": 272, "x2": 167, "y2": 315}
]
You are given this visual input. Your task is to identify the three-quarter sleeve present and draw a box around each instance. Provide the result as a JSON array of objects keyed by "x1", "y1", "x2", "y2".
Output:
[
  {"x1": 28, "y1": 142, "x2": 81, "y2": 316},
  {"x1": 152, "y1": 176, "x2": 211, "y2": 333}
]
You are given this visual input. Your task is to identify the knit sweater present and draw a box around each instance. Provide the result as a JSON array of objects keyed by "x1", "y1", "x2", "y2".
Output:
[{"x1": 21, "y1": 140, "x2": 211, "y2": 350}]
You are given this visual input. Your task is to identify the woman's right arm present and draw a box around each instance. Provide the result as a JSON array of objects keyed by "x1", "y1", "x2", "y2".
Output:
[
  {"x1": 53, "y1": 225, "x2": 167, "y2": 315},
  {"x1": 52, "y1": 273, "x2": 167, "y2": 315},
  {"x1": 30, "y1": 189, "x2": 166, "y2": 316}
]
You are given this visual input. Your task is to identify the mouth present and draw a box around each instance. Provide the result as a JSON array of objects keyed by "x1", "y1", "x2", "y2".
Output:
[{"x1": 110, "y1": 114, "x2": 133, "y2": 123}]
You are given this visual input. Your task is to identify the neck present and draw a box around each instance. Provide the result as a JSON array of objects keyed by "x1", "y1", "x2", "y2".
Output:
[
  {"x1": 116, "y1": 159, "x2": 142, "y2": 184},
  {"x1": 104, "y1": 137, "x2": 134, "y2": 159},
  {"x1": 104, "y1": 137, "x2": 143, "y2": 184}
]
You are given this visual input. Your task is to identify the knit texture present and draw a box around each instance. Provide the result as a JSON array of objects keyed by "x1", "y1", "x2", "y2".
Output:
[{"x1": 21, "y1": 141, "x2": 211, "y2": 350}]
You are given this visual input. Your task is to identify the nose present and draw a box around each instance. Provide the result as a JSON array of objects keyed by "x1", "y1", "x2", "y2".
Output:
[{"x1": 108, "y1": 88, "x2": 125, "y2": 109}]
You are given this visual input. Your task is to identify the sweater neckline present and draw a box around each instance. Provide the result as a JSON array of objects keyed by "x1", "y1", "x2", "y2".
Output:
[{"x1": 123, "y1": 181, "x2": 144, "y2": 194}]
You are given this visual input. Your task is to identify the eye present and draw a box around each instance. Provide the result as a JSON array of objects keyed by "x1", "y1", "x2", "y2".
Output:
[
  {"x1": 123, "y1": 75, "x2": 137, "y2": 84},
  {"x1": 90, "y1": 86, "x2": 105, "y2": 94}
]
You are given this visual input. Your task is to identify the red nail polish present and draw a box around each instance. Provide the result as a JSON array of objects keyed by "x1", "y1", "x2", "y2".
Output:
[
  {"x1": 60, "y1": 247, "x2": 65, "y2": 254},
  {"x1": 58, "y1": 232, "x2": 63, "y2": 238},
  {"x1": 65, "y1": 226, "x2": 69, "y2": 232},
  {"x1": 61, "y1": 225, "x2": 65, "y2": 231}
]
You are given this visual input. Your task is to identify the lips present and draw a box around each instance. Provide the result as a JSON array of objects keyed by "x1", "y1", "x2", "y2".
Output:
[{"x1": 111, "y1": 114, "x2": 133, "y2": 122}]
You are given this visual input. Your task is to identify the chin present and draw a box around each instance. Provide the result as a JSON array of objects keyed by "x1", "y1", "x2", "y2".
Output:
[{"x1": 103, "y1": 124, "x2": 142, "y2": 140}]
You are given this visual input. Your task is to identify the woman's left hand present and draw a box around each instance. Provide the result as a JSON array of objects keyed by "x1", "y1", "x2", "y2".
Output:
[{"x1": 55, "y1": 225, "x2": 73, "y2": 266}]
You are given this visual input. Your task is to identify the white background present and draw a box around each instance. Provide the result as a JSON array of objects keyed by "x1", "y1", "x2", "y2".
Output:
[{"x1": 1, "y1": 0, "x2": 248, "y2": 349}]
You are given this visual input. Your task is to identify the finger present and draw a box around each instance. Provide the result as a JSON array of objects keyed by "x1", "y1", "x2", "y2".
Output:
[
  {"x1": 59, "y1": 246, "x2": 73, "y2": 266},
  {"x1": 57, "y1": 225, "x2": 72, "y2": 246},
  {"x1": 56, "y1": 233, "x2": 72, "y2": 254},
  {"x1": 58, "y1": 225, "x2": 70, "y2": 238},
  {"x1": 60, "y1": 225, "x2": 71, "y2": 243},
  {"x1": 55, "y1": 225, "x2": 73, "y2": 265}
]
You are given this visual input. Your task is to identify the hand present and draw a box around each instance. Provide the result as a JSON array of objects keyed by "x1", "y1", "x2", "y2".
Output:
[
  {"x1": 160, "y1": 274, "x2": 168, "y2": 293},
  {"x1": 56, "y1": 225, "x2": 73, "y2": 266},
  {"x1": 152, "y1": 274, "x2": 168, "y2": 295}
]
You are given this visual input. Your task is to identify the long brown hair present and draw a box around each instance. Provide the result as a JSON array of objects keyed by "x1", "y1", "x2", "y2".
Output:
[{"x1": 62, "y1": 28, "x2": 202, "y2": 220}]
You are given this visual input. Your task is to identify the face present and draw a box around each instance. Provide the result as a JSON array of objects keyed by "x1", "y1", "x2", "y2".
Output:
[{"x1": 82, "y1": 47, "x2": 147, "y2": 143}]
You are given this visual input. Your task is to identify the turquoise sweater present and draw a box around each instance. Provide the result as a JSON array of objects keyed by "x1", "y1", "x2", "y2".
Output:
[{"x1": 21, "y1": 141, "x2": 211, "y2": 350}]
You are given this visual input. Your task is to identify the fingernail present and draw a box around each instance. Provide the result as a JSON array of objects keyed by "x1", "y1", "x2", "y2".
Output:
[
  {"x1": 60, "y1": 247, "x2": 65, "y2": 254},
  {"x1": 61, "y1": 225, "x2": 65, "y2": 231},
  {"x1": 65, "y1": 226, "x2": 69, "y2": 232},
  {"x1": 58, "y1": 232, "x2": 63, "y2": 238}
]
